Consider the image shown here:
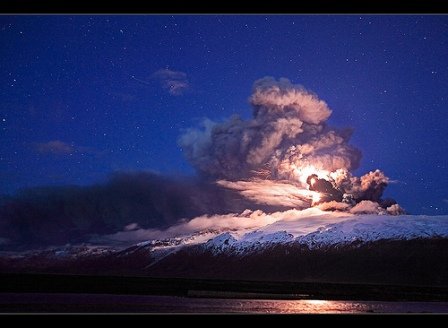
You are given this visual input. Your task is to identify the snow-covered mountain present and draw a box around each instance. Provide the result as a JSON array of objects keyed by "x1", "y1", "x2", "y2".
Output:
[
  {"x1": 99, "y1": 208, "x2": 448, "y2": 255},
  {"x1": 1, "y1": 209, "x2": 448, "y2": 286},
  {"x1": 202, "y1": 211, "x2": 448, "y2": 254}
]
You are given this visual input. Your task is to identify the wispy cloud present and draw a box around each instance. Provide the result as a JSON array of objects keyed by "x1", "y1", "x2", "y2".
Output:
[
  {"x1": 100, "y1": 207, "x2": 347, "y2": 243},
  {"x1": 34, "y1": 140, "x2": 74, "y2": 155},
  {"x1": 151, "y1": 69, "x2": 189, "y2": 96},
  {"x1": 33, "y1": 140, "x2": 100, "y2": 156}
]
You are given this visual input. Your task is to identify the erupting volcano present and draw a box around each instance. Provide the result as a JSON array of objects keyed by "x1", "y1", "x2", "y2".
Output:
[
  {"x1": 180, "y1": 77, "x2": 403, "y2": 215},
  {"x1": 2, "y1": 15, "x2": 448, "y2": 314},
  {"x1": 1, "y1": 75, "x2": 447, "y2": 290}
]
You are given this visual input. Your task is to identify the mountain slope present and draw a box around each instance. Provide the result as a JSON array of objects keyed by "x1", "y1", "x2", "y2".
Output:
[{"x1": 1, "y1": 211, "x2": 448, "y2": 286}]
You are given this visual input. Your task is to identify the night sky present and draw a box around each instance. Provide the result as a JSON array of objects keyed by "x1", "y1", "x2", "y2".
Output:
[{"x1": 1, "y1": 15, "x2": 447, "y2": 215}]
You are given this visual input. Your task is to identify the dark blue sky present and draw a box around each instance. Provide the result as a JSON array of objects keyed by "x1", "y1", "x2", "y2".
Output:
[{"x1": 1, "y1": 15, "x2": 447, "y2": 215}]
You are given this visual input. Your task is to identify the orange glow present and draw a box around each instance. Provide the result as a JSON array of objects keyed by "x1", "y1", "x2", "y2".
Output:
[
  {"x1": 220, "y1": 165, "x2": 349, "y2": 209},
  {"x1": 273, "y1": 299, "x2": 362, "y2": 313},
  {"x1": 291, "y1": 164, "x2": 331, "y2": 186},
  {"x1": 306, "y1": 300, "x2": 329, "y2": 306}
]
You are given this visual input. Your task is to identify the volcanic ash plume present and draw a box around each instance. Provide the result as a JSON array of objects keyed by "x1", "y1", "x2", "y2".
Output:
[{"x1": 179, "y1": 77, "x2": 403, "y2": 213}]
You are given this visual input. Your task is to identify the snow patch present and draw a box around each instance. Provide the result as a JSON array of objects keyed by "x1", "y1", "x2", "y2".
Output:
[{"x1": 205, "y1": 233, "x2": 238, "y2": 253}]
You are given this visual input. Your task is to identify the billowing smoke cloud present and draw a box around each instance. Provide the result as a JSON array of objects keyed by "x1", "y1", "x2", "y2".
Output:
[
  {"x1": 179, "y1": 77, "x2": 361, "y2": 180},
  {"x1": 180, "y1": 77, "x2": 400, "y2": 211}
]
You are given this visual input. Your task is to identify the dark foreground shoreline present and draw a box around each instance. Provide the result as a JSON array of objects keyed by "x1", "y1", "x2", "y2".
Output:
[{"x1": 0, "y1": 273, "x2": 447, "y2": 302}]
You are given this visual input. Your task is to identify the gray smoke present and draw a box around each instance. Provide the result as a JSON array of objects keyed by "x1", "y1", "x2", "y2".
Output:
[
  {"x1": 179, "y1": 77, "x2": 361, "y2": 181},
  {"x1": 179, "y1": 77, "x2": 401, "y2": 211}
]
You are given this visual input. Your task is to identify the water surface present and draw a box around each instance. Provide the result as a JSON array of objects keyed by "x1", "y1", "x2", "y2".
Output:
[{"x1": 1, "y1": 293, "x2": 447, "y2": 313}]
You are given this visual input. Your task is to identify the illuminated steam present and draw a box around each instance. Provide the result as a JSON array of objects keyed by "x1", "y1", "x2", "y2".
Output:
[{"x1": 180, "y1": 77, "x2": 403, "y2": 213}]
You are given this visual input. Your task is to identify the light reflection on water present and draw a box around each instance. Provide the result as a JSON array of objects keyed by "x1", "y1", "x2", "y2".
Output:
[
  {"x1": 227, "y1": 299, "x2": 448, "y2": 314},
  {"x1": 1, "y1": 293, "x2": 448, "y2": 313},
  {"x1": 262, "y1": 299, "x2": 372, "y2": 313}
]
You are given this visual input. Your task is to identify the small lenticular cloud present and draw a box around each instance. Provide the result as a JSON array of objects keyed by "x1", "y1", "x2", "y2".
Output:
[{"x1": 152, "y1": 69, "x2": 189, "y2": 96}]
